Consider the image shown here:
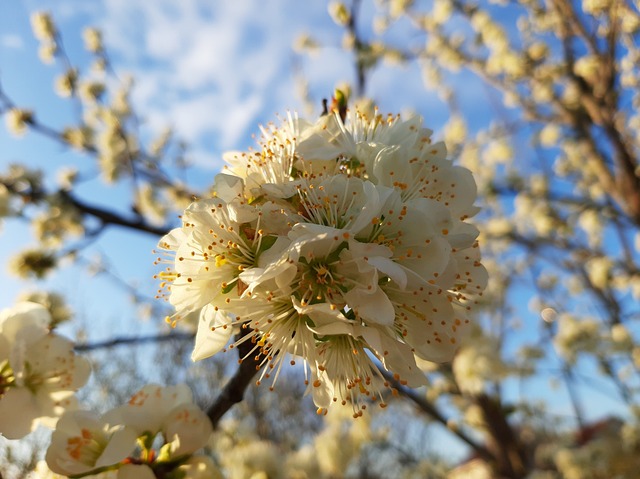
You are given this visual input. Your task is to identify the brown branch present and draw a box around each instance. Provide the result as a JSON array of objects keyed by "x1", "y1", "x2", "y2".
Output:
[
  {"x1": 59, "y1": 190, "x2": 171, "y2": 236},
  {"x1": 347, "y1": 0, "x2": 366, "y2": 97},
  {"x1": 206, "y1": 329, "x2": 264, "y2": 428},
  {"x1": 474, "y1": 394, "x2": 529, "y2": 479},
  {"x1": 381, "y1": 369, "x2": 495, "y2": 463},
  {"x1": 74, "y1": 332, "x2": 194, "y2": 351}
]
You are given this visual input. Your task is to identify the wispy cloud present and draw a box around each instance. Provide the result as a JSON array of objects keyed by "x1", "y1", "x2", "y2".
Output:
[
  {"x1": 87, "y1": 0, "x2": 335, "y2": 157},
  {"x1": 0, "y1": 34, "x2": 24, "y2": 50}
]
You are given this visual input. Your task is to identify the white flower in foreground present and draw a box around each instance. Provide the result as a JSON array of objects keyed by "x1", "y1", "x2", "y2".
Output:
[
  {"x1": 46, "y1": 384, "x2": 212, "y2": 478},
  {"x1": 105, "y1": 384, "x2": 212, "y2": 459},
  {"x1": 0, "y1": 302, "x2": 91, "y2": 439},
  {"x1": 105, "y1": 383, "x2": 192, "y2": 435},
  {"x1": 159, "y1": 108, "x2": 486, "y2": 414},
  {"x1": 45, "y1": 410, "x2": 137, "y2": 476},
  {"x1": 162, "y1": 401, "x2": 213, "y2": 457}
]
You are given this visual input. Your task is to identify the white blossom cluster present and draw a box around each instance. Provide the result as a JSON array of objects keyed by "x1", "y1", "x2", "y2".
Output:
[
  {"x1": 0, "y1": 300, "x2": 216, "y2": 478},
  {"x1": 0, "y1": 302, "x2": 90, "y2": 440},
  {"x1": 158, "y1": 109, "x2": 487, "y2": 415},
  {"x1": 44, "y1": 384, "x2": 216, "y2": 479}
]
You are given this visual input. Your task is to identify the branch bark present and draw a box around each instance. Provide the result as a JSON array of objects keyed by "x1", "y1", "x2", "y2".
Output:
[
  {"x1": 206, "y1": 329, "x2": 264, "y2": 428},
  {"x1": 74, "y1": 332, "x2": 194, "y2": 352}
]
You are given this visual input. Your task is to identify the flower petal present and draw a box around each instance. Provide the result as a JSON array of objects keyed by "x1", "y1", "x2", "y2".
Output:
[{"x1": 191, "y1": 305, "x2": 233, "y2": 362}]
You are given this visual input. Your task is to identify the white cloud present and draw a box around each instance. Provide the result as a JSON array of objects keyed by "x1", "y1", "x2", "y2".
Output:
[
  {"x1": 0, "y1": 34, "x2": 24, "y2": 49},
  {"x1": 87, "y1": 0, "x2": 321, "y2": 152},
  {"x1": 26, "y1": 0, "x2": 439, "y2": 156}
]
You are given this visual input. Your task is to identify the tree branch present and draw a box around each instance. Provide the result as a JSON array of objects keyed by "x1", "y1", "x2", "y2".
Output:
[
  {"x1": 206, "y1": 329, "x2": 264, "y2": 428},
  {"x1": 381, "y1": 369, "x2": 494, "y2": 463},
  {"x1": 59, "y1": 190, "x2": 171, "y2": 236},
  {"x1": 74, "y1": 332, "x2": 194, "y2": 351}
]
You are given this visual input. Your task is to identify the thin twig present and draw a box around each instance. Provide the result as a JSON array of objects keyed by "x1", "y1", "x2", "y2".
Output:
[
  {"x1": 380, "y1": 369, "x2": 494, "y2": 462},
  {"x1": 74, "y1": 331, "x2": 194, "y2": 351}
]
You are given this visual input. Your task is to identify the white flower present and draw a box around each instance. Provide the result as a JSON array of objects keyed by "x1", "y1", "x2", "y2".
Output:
[
  {"x1": 46, "y1": 384, "x2": 212, "y2": 478},
  {"x1": 45, "y1": 410, "x2": 138, "y2": 476},
  {"x1": 162, "y1": 402, "x2": 213, "y2": 457},
  {"x1": 83, "y1": 27, "x2": 103, "y2": 53},
  {"x1": 160, "y1": 109, "x2": 486, "y2": 414},
  {"x1": 156, "y1": 179, "x2": 291, "y2": 326},
  {"x1": 0, "y1": 302, "x2": 91, "y2": 439},
  {"x1": 452, "y1": 330, "x2": 507, "y2": 394},
  {"x1": 6, "y1": 108, "x2": 33, "y2": 136},
  {"x1": 31, "y1": 12, "x2": 56, "y2": 41},
  {"x1": 105, "y1": 384, "x2": 193, "y2": 436}
]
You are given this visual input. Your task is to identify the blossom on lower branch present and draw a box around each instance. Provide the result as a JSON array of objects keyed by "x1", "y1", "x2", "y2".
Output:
[
  {"x1": 156, "y1": 108, "x2": 487, "y2": 415},
  {"x1": 45, "y1": 384, "x2": 216, "y2": 479},
  {"x1": 0, "y1": 302, "x2": 91, "y2": 439}
]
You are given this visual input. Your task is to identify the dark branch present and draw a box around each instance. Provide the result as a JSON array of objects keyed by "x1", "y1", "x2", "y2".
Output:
[
  {"x1": 74, "y1": 332, "x2": 194, "y2": 351},
  {"x1": 381, "y1": 369, "x2": 494, "y2": 462},
  {"x1": 206, "y1": 328, "x2": 264, "y2": 428},
  {"x1": 60, "y1": 190, "x2": 171, "y2": 236}
]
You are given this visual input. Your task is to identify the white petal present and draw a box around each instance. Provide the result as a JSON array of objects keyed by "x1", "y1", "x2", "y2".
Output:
[
  {"x1": 0, "y1": 302, "x2": 50, "y2": 343},
  {"x1": 366, "y1": 256, "x2": 408, "y2": 289},
  {"x1": 0, "y1": 388, "x2": 38, "y2": 439},
  {"x1": 95, "y1": 426, "x2": 138, "y2": 468},
  {"x1": 104, "y1": 384, "x2": 192, "y2": 436},
  {"x1": 192, "y1": 306, "x2": 234, "y2": 361},
  {"x1": 211, "y1": 173, "x2": 244, "y2": 203},
  {"x1": 118, "y1": 464, "x2": 156, "y2": 479},
  {"x1": 163, "y1": 403, "x2": 213, "y2": 456},
  {"x1": 158, "y1": 227, "x2": 187, "y2": 251},
  {"x1": 307, "y1": 368, "x2": 334, "y2": 409},
  {"x1": 344, "y1": 287, "x2": 395, "y2": 326}
]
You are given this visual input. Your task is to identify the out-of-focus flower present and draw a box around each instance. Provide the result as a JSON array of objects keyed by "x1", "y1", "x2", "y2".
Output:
[
  {"x1": 55, "y1": 69, "x2": 78, "y2": 98},
  {"x1": 38, "y1": 43, "x2": 57, "y2": 64},
  {"x1": 33, "y1": 200, "x2": 84, "y2": 247},
  {"x1": 83, "y1": 27, "x2": 103, "y2": 53},
  {"x1": 0, "y1": 183, "x2": 11, "y2": 220},
  {"x1": 31, "y1": 12, "x2": 56, "y2": 42},
  {"x1": 135, "y1": 184, "x2": 168, "y2": 226},
  {"x1": 45, "y1": 410, "x2": 138, "y2": 476},
  {"x1": 5, "y1": 108, "x2": 33, "y2": 137},
  {"x1": 177, "y1": 456, "x2": 224, "y2": 479},
  {"x1": 27, "y1": 460, "x2": 66, "y2": 479},
  {"x1": 17, "y1": 291, "x2": 72, "y2": 328},
  {"x1": 293, "y1": 34, "x2": 320, "y2": 54},
  {"x1": 554, "y1": 314, "x2": 600, "y2": 362},
  {"x1": 46, "y1": 384, "x2": 213, "y2": 477},
  {"x1": 453, "y1": 329, "x2": 507, "y2": 394},
  {"x1": 57, "y1": 166, "x2": 80, "y2": 190},
  {"x1": 0, "y1": 302, "x2": 91, "y2": 439},
  {"x1": 328, "y1": 2, "x2": 350, "y2": 26},
  {"x1": 221, "y1": 440, "x2": 283, "y2": 479},
  {"x1": 79, "y1": 81, "x2": 106, "y2": 103}
]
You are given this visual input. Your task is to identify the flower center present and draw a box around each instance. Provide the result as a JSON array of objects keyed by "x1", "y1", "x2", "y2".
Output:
[{"x1": 66, "y1": 428, "x2": 105, "y2": 465}]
